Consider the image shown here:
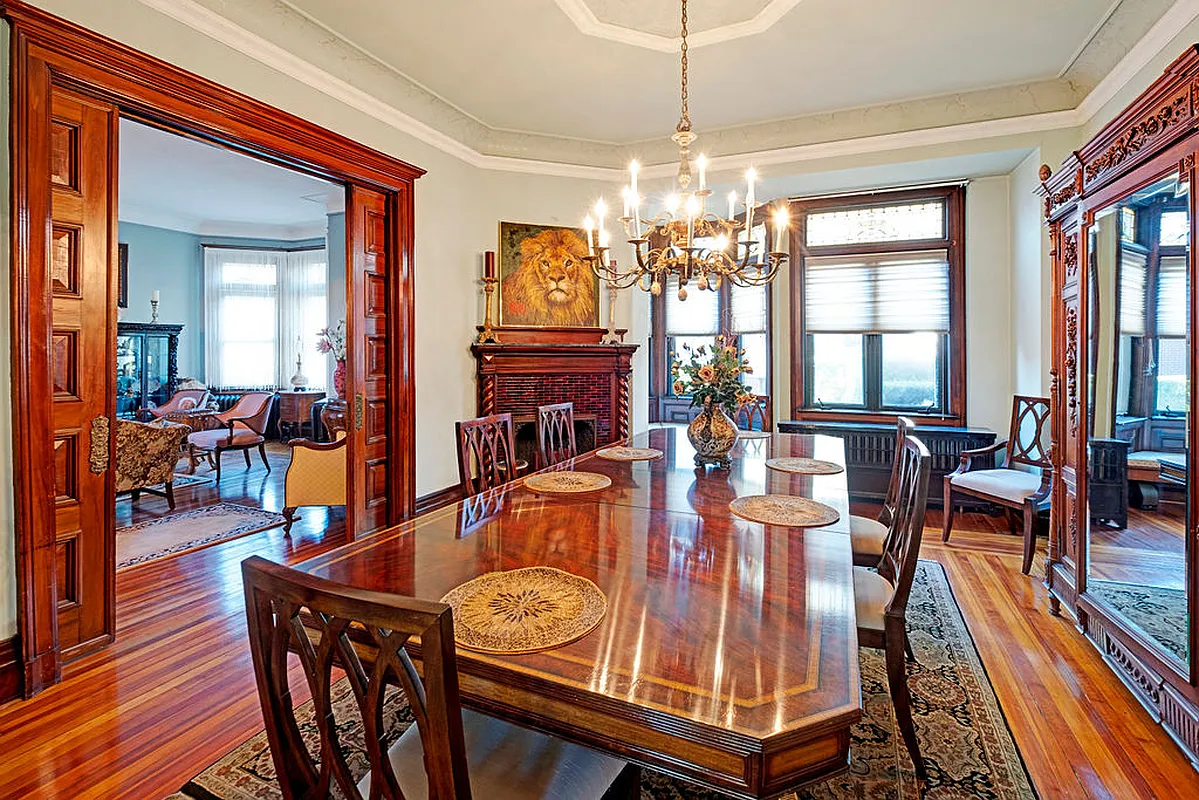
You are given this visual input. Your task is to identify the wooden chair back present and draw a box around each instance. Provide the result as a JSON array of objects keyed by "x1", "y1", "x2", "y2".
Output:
[
  {"x1": 536, "y1": 402, "x2": 577, "y2": 468},
  {"x1": 455, "y1": 413, "x2": 518, "y2": 497},
  {"x1": 321, "y1": 399, "x2": 349, "y2": 436},
  {"x1": 242, "y1": 555, "x2": 471, "y2": 800},
  {"x1": 1004, "y1": 395, "x2": 1052, "y2": 470},
  {"x1": 218, "y1": 391, "x2": 276, "y2": 434},
  {"x1": 876, "y1": 435, "x2": 931, "y2": 624},
  {"x1": 733, "y1": 395, "x2": 772, "y2": 432},
  {"x1": 878, "y1": 416, "x2": 915, "y2": 527}
]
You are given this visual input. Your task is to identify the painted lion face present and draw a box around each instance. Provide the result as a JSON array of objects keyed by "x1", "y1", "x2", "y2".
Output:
[
  {"x1": 502, "y1": 229, "x2": 595, "y2": 327},
  {"x1": 522, "y1": 231, "x2": 586, "y2": 306}
]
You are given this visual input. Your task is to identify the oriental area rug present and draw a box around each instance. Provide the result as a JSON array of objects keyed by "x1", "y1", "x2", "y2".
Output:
[
  {"x1": 117, "y1": 502, "x2": 285, "y2": 569},
  {"x1": 172, "y1": 561, "x2": 1035, "y2": 799}
]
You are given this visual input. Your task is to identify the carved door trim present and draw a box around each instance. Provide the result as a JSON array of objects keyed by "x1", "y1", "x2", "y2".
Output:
[{"x1": 4, "y1": 1, "x2": 422, "y2": 697}]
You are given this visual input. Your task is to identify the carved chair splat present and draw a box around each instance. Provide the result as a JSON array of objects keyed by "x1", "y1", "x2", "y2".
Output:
[
  {"x1": 536, "y1": 402, "x2": 578, "y2": 469},
  {"x1": 455, "y1": 413, "x2": 519, "y2": 498},
  {"x1": 733, "y1": 395, "x2": 772, "y2": 433}
]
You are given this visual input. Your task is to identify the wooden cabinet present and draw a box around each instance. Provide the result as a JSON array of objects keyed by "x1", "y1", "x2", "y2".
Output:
[
  {"x1": 116, "y1": 322, "x2": 182, "y2": 419},
  {"x1": 1040, "y1": 45, "x2": 1199, "y2": 766},
  {"x1": 276, "y1": 390, "x2": 327, "y2": 440}
]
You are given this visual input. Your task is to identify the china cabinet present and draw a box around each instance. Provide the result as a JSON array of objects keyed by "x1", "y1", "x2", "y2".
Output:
[
  {"x1": 116, "y1": 322, "x2": 182, "y2": 418},
  {"x1": 1040, "y1": 46, "x2": 1199, "y2": 764}
]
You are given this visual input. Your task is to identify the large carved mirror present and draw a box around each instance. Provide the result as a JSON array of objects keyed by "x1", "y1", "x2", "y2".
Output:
[{"x1": 1085, "y1": 171, "x2": 1190, "y2": 666}]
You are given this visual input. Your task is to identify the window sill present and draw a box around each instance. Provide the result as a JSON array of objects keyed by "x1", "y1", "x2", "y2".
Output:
[{"x1": 793, "y1": 408, "x2": 964, "y2": 428}]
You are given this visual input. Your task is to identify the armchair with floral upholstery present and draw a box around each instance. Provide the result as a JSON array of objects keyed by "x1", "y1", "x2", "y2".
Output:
[
  {"x1": 282, "y1": 404, "x2": 347, "y2": 533},
  {"x1": 116, "y1": 419, "x2": 190, "y2": 509}
]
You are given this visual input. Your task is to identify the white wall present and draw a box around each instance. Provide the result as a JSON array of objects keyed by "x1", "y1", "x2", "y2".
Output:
[{"x1": 965, "y1": 177, "x2": 1016, "y2": 433}]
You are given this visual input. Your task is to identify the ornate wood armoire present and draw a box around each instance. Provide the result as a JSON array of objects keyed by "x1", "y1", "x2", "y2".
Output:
[{"x1": 1041, "y1": 46, "x2": 1199, "y2": 764}]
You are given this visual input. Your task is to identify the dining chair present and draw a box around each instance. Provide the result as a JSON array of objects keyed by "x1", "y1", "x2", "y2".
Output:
[
  {"x1": 942, "y1": 395, "x2": 1052, "y2": 574},
  {"x1": 186, "y1": 391, "x2": 276, "y2": 482},
  {"x1": 733, "y1": 395, "x2": 772, "y2": 433},
  {"x1": 536, "y1": 402, "x2": 577, "y2": 468},
  {"x1": 455, "y1": 413, "x2": 519, "y2": 497},
  {"x1": 241, "y1": 556, "x2": 640, "y2": 800},
  {"x1": 852, "y1": 435, "x2": 931, "y2": 790},
  {"x1": 850, "y1": 417, "x2": 914, "y2": 567}
]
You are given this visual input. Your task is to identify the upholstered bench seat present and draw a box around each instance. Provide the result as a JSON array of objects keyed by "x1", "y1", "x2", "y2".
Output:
[
  {"x1": 949, "y1": 468, "x2": 1042, "y2": 503},
  {"x1": 358, "y1": 708, "x2": 628, "y2": 799},
  {"x1": 1128, "y1": 450, "x2": 1187, "y2": 471},
  {"x1": 849, "y1": 515, "x2": 888, "y2": 560}
]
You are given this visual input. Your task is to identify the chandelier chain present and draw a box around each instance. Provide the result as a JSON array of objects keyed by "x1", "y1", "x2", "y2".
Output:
[{"x1": 678, "y1": 0, "x2": 690, "y2": 132}]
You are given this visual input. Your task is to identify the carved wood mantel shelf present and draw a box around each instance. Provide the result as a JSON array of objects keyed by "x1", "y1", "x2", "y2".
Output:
[{"x1": 471, "y1": 338, "x2": 638, "y2": 447}]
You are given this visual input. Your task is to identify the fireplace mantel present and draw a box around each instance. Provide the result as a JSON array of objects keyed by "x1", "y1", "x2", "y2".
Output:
[{"x1": 471, "y1": 340, "x2": 639, "y2": 445}]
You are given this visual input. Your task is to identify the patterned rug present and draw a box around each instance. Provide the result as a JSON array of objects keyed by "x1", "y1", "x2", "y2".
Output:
[
  {"x1": 1089, "y1": 580, "x2": 1189, "y2": 662},
  {"x1": 172, "y1": 561, "x2": 1034, "y2": 799},
  {"x1": 117, "y1": 502, "x2": 285, "y2": 569}
]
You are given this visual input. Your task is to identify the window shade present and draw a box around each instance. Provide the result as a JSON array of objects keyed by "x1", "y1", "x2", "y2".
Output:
[
  {"x1": 1157, "y1": 254, "x2": 1189, "y2": 337},
  {"x1": 665, "y1": 274, "x2": 719, "y2": 336},
  {"x1": 804, "y1": 249, "x2": 950, "y2": 333},
  {"x1": 730, "y1": 282, "x2": 767, "y2": 334},
  {"x1": 1119, "y1": 246, "x2": 1147, "y2": 336}
]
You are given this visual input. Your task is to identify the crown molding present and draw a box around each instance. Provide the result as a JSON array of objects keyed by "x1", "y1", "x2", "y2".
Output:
[
  {"x1": 550, "y1": 0, "x2": 806, "y2": 53},
  {"x1": 119, "y1": 205, "x2": 328, "y2": 240},
  {"x1": 136, "y1": 0, "x2": 1199, "y2": 181}
]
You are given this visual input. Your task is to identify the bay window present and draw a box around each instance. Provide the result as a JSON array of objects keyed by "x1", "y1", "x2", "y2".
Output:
[{"x1": 791, "y1": 186, "x2": 966, "y2": 422}]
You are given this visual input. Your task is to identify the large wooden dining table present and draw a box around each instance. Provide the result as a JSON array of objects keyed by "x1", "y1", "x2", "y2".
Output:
[{"x1": 301, "y1": 427, "x2": 861, "y2": 799}]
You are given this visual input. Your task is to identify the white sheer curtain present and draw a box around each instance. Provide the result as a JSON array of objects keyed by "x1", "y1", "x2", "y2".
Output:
[
  {"x1": 279, "y1": 249, "x2": 329, "y2": 388},
  {"x1": 204, "y1": 247, "x2": 328, "y2": 389}
]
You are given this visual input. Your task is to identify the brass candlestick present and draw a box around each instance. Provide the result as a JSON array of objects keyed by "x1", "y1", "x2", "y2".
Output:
[
  {"x1": 601, "y1": 279, "x2": 621, "y2": 344},
  {"x1": 150, "y1": 299, "x2": 159, "y2": 324},
  {"x1": 477, "y1": 275, "x2": 500, "y2": 344}
]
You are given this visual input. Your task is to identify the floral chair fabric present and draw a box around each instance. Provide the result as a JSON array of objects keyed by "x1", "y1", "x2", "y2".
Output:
[{"x1": 116, "y1": 419, "x2": 189, "y2": 507}]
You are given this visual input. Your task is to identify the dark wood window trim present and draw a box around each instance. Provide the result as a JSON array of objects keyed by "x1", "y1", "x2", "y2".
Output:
[
  {"x1": 788, "y1": 185, "x2": 967, "y2": 427},
  {"x1": 648, "y1": 234, "x2": 774, "y2": 422}
]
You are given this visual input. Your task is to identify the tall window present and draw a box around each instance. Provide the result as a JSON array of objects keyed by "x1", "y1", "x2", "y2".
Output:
[
  {"x1": 650, "y1": 227, "x2": 771, "y2": 420},
  {"x1": 204, "y1": 247, "x2": 328, "y2": 388},
  {"x1": 792, "y1": 187, "x2": 965, "y2": 421}
]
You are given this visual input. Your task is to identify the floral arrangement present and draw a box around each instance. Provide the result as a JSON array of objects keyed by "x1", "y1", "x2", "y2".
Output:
[
  {"x1": 316, "y1": 320, "x2": 347, "y2": 361},
  {"x1": 671, "y1": 333, "x2": 756, "y2": 417}
]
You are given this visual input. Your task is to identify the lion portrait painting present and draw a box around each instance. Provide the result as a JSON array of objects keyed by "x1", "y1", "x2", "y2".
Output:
[{"x1": 499, "y1": 223, "x2": 598, "y2": 328}]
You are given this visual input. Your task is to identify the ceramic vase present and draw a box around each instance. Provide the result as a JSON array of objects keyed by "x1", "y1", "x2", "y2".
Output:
[
  {"x1": 687, "y1": 401, "x2": 738, "y2": 469},
  {"x1": 332, "y1": 359, "x2": 347, "y2": 398}
]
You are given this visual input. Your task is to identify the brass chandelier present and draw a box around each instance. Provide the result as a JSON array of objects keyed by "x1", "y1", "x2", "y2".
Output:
[{"x1": 582, "y1": 0, "x2": 790, "y2": 302}]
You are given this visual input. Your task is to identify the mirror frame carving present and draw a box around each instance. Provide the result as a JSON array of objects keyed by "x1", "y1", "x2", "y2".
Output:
[{"x1": 1040, "y1": 45, "x2": 1199, "y2": 764}]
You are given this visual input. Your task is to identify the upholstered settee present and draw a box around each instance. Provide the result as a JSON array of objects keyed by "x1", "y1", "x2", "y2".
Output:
[{"x1": 115, "y1": 419, "x2": 190, "y2": 509}]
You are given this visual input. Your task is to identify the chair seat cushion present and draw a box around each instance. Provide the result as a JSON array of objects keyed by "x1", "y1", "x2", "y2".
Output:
[
  {"x1": 849, "y1": 514, "x2": 888, "y2": 558},
  {"x1": 950, "y1": 468, "x2": 1043, "y2": 504},
  {"x1": 358, "y1": 709, "x2": 627, "y2": 799},
  {"x1": 187, "y1": 425, "x2": 263, "y2": 449},
  {"x1": 853, "y1": 567, "x2": 893, "y2": 633},
  {"x1": 1128, "y1": 450, "x2": 1187, "y2": 471}
]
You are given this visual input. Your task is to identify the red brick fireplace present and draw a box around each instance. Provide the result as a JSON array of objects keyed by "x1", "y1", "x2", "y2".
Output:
[{"x1": 471, "y1": 331, "x2": 638, "y2": 457}]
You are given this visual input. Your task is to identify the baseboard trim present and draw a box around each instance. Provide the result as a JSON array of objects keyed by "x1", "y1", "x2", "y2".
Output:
[
  {"x1": 414, "y1": 484, "x2": 462, "y2": 516},
  {"x1": 0, "y1": 636, "x2": 20, "y2": 704}
]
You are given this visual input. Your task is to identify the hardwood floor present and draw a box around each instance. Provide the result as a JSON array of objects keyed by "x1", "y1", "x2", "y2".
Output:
[{"x1": 1, "y1": 502, "x2": 1197, "y2": 798}]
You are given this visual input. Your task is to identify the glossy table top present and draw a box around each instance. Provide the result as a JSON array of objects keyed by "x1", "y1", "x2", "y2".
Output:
[{"x1": 302, "y1": 427, "x2": 860, "y2": 797}]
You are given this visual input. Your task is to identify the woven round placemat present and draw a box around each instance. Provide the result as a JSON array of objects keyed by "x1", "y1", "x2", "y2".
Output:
[
  {"x1": 440, "y1": 566, "x2": 607, "y2": 654},
  {"x1": 765, "y1": 457, "x2": 845, "y2": 475},
  {"x1": 729, "y1": 494, "x2": 840, "y2": 527},
  {"x1": 596, "y1": 446, "x2": 664, "y2": 462},
  {"x1": 737, "y1": 430, "x2": 771, "y2": 440},
  {"x1": 524, "y1": 471, "x2": 612, "y2": 494}
]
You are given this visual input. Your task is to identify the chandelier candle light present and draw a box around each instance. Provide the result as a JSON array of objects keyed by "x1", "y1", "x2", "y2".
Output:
[{"x1": 582, "y1": 0, "x2": 789, "y2": 301}]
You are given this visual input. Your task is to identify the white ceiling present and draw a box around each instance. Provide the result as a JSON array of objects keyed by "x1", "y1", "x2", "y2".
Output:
[
  {"x1": 118, "y1": 119, "x2": 342, "y2": 239},
  {"x1": 278, "y1": 0, "x2": 1157, "y2": 143}
]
